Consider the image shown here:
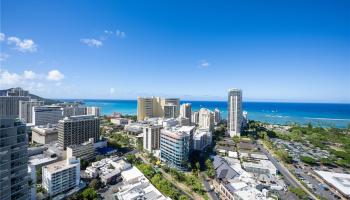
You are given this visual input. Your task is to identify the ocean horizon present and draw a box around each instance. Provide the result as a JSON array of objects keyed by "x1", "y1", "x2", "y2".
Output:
[{"x1": 59, "y1": 99, "x2": 350, "y2": 128}]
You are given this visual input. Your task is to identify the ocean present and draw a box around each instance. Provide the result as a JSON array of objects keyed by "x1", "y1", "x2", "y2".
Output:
[{"x1": 76, "y1": 99, "x2": 350, "y2": 128}]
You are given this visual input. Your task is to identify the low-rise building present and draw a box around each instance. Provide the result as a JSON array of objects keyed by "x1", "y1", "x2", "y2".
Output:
[
  {"x1": 42, "y1": 157, "x2": 80, "y2": 197},
  {"x1": 242, "y1": 160, "x2": 277, "y2": 176},
  {"x1": 85, "y1": 156, "x2": 131, "y2": 185},
  {"x1": 116, "y1": 167, "x2": 171, "y2": 200},
  {"x1": 111, "y1": 118, "x2": 129, "y2": 126},
  {"x1": 66, "y1": 138, "x2": 95, "y2": 161},
  {"x1": 31, "y1": 124, "x2": 58, "y2": 144}
]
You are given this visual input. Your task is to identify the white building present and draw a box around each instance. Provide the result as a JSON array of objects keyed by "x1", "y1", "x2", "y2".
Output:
[
  {"x1": 117, "y1": 167, "x2": 171, "y2": 200},
  {"x1": 31, "y1": 124, "x2": 58, "y2": 144},
  {"x1": 66, "y1": 138, "x2": 95, "y2": 160},
  {"x1": 86, "y1": 106, "x2": 100, "y2": 117},
  {"x1": 32, "y1": 106, "x2": 64, "y2": 126},
  {"x1": 191, "y1": 111, "x2": 199, "y2": 125},
  {"x1": 198, "y1": 108, "x2": 214, "y2": 131},
  {"x1": 242, "y1": 160, "x2": 277, "y2": 176},
  {"x1": 180, "y1": 103, "x2": 192, "y2": 124},
  {"x1": 164, "y1": 103, "x2": 178, "y2": 118},
  {"x1": 228, "y1": 88, "x2": 243, "y2": 137},
  {"x1": 111, "y1": 118, "x2": 129, "y2": 126},
  {"x1": 19, "y1": 99, "x2": 44, "y2": 123},
  {"x1": 193, "y1": 129, "x2": 212, "y2": 150},
  {"x1": 177, "y1": 117, "x2": 190, "y2": 126},
  {"x1": 42, "y1": 157, "x2": 80, "y2": 197},
  {"x1": 214, "y1": 108, "x2": 221, "y2": 125},
  {"x1": 143, "y1": 124, "x2": 162, "y2": 152}
]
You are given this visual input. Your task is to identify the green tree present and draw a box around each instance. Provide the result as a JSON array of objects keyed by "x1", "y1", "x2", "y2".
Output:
[
  {"x1": 89, "y1": 179, "x2": 101, "y2": 190},
  {"x1": 300, "y1": 156, "x2": 317, "y2": 165},
  {"x1": 205, "y1": 159, "x2": 215, "y2": 178},
  {"x1": 179, "y1": 195, "x2": 190, "y2": 200},
  {"x1": 82, "y1": 188, "x2": 98, "y2": 200}
]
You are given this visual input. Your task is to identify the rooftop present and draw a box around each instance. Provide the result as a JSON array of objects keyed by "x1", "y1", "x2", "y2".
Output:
[
  {"x1": 43, "y1": 157, "x2": 79, "y2": 174},
  {"x1": 315, "y1": 170, "x2": 350, "y2": 197}
]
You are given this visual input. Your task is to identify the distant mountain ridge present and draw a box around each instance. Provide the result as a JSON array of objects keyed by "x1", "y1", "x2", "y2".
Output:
[{"x1": 0, "y1": 88, "x2": 61, "y2": 105}]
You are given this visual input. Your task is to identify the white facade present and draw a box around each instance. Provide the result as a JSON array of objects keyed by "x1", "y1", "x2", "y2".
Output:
[
  {"x1": 66, "y1": 138, "x2": 95, "y2": 160},
  {"x1": 143, "y1": 125, "x2": 162, "y2": 152},
  {"x1": 86, "y1": 106, "x2": 100, "y2": 117},
  {"x1": 228, "y1": 89, "x2": 243, "y2": 137},
  {"x1": 42, "y1": 157, "x2": 80, "y2": 196},
  {"x1": 214, "y1": 108, "x2": 221, "y2": 125},
  {"x1": 180, "y1": 103, "x2": 192, "y2": 124},
  {"x1": 198, "y1": 108, "x2": 214, "y2": 131},
  {"x1": 19, "y1": 99, "x2": 44, "y2": 123},
  {"x1": 191, "y1": 111, "x2": 199, "y2": 124},
  {"x1": 193, "y1": 129, "x2": 212, "y2": 150}
]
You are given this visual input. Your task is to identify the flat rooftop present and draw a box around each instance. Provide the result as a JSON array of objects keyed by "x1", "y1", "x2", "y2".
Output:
[
  {"x1": 43, "y1": 158, "x2": 79, "y2": 174},
  {"x1": 315, "y1": 170, "x2": 350, "y2": 197}
]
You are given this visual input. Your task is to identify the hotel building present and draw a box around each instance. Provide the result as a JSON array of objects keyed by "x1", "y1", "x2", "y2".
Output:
[
  {"x1": 32, "y1": 106, "x2": 64, "y2": 126},
  {"x1": 137, "y1": 97, "x2": 180, "y2": 121},
  {"x1": 58, "y1": 115, "x2": 100, "y2": 149}
]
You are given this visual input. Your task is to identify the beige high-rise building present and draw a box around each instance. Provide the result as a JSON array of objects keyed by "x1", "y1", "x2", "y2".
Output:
[
  {"x1": 198, "y1": 108, "x2": 214, "y2": 131},
  {"x1": 228, "y1": 88, "x2": 243, "y2": 137},
  {"x1": 137, "y1": 97, "x2": 180, "y2": 121}
]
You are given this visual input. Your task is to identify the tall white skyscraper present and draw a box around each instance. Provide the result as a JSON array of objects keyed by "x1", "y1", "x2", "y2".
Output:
[
  {"x1": 180, "y1": 103, "x2": 192, "y2": 123},
  {"x1": 227, "y1": 89, "x2": 243, "y2": 137},
  {"x1": 213, "y1": 108, "x2": 221, "y2": 125}
]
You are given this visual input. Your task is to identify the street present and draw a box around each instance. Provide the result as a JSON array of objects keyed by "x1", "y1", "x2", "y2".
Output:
[{"x1": 256, "y1": 142, "x2": 319, "y2": 200}]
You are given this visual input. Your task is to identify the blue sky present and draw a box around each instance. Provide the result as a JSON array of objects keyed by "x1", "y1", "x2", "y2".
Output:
[{"x1": 1, "y1": 0, "x2": 349, "y2": 102}]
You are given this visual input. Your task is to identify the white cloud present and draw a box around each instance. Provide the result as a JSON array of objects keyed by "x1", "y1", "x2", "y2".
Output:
[
  {"x1": 0, "y1": 33, "x2": 5, "y2": 41},
  {"x1": 47, "y1": 70, "x2": 64, "y2": 81},
  {"x1": 0, "y1": 69, "x2": 21, "y2": 85},
  {"x1": 104, "y1": 30, "x2": 114, "y2": 34},
  {"x1": 23, "y1": 70, "x2": 36, "y2": 79},
  {"x1": 110, "y1": 88, "x2": 115, "y2": 94},
  {"x1": 198, "y1": 60, "x2": 210, "y2": 68},
  {"x1": 7, "y1": 36, "x2": 37, "y2": 52},
  {"x1": 104, "y1": 29, "x2": 126, "y2": 39},
  {"x1": 116, "y1": 30, "x2": 126, "y2": 38},
  {"x1": 80, "y1": 38, "x2": 103, "y2": 48},
  {"x1": 0, "y1": 53, "x2": 9, "y2": 61}
]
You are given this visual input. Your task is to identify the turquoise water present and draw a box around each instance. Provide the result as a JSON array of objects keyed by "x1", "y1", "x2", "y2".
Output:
[{"x1": 75, "y1": 99, "x2": 350, "y2": 128}]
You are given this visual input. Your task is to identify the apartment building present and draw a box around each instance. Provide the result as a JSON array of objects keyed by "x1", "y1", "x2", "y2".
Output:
[
  {"x1": 58, "y1": 115, "x2": 100, "y2": 149},
  {"x1": 228, "y1": 88, "x2": 243, "y2": 137},
  {"x1": 42, "y1": 157, "x2": 80, "y2": 196}
]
